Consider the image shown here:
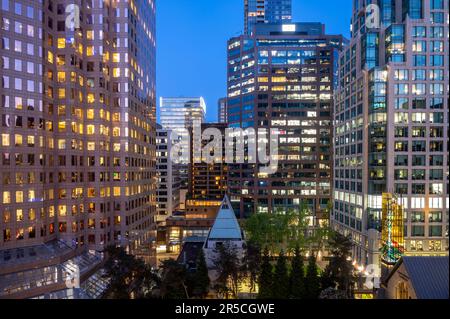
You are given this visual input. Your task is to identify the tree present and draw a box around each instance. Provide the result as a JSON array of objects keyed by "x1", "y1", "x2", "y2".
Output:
[
  {"x1": 103, "y1": 246, "x2": 148, "y2": 299},
  {"x1": 304, "y1": 255, "x2": 320, "y2": 299},
  {"x1": 241, "y1": 242, "x2": 261, "y2": 294},
  {"x1": 272, "y1": 250, "x2": 289, "y2": 299},
  {"x1": 213, "y1": 242, "x2": 242, "y2": 299},
  {"x1": 321, "y1": 232, "x2": 355, "y2": 298},
  {"x1": 244, "y1": 201, "x2": 329, "y2": 256},
  {"x1": 258, "y1": 247, "x2": 274, "y2": 299},
  {"x1": 289, "y1": 246, "x2": 305, "y2": 299},
  {"x1": 189, "y1": 249, "x2": 210, "y2": 298},
  {"x1": 159, "y1": 259, "x2": 189, "y2": 299}
]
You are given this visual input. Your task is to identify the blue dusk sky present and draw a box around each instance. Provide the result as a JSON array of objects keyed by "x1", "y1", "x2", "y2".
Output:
[{"x1": 156, "y1": 0, "x2": 353, "y2": 123}]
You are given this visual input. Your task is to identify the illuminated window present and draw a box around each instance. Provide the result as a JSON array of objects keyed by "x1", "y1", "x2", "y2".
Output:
[
  {"x1": 87, "y1": 93, "x2": 95, "y2": 104},
  {"x1": 113, "y1": 68, "x2": 120, "y2": 77},
  {"x1": 15, "y1": 134, "x2": 23, "y2": 146},
  {"x1": 1, "y1": 134, "x2": 10, "y2": 146},
  {"x1": 87, "y1": 124, "x2": 95, "y2": 135},
  {"x1": 57, "y1": 71, "x2": 66, "y2": 82},
  {"x1": 86, "y1": 46, "x2": 94, "y2": 56},
  {"x1": 3, "y1": 191, "x2": 11, "y2": 204},
  {"x1": 87, "y1": 109, "x2": 95, "y2": 120},
  {"x1": 47, "y1": 51, "x2": 54, "y2": 63},
  {"x1": 58, "y1": 88, "x2": 66, "y2": 99},
  {"x1": 112, "y1": 53, "x2": 120, "y2": 62},
  {"x1": 16, "y1": 209, "x2": 24, "y2": 221},
  {"x1": 16, "y1": 191, "x2": 23, "y2": 203},
  {"x1": 57, "y1": 38, "x2": 65, "y2": 49}
]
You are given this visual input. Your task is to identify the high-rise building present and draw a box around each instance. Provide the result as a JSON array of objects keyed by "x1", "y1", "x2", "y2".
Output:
[
  {"x1": 0, "y1": 0, "x2": 156, "y2": 298},
  {"x1": 332, "y1": 0, "x2": 449, "y2": 266},
  {"x1": 227, "y1": 23, "x2": 343, "y2": 225},
  {"x1": 156, "y1": 125, "x2": 181, "y2": 226},
  {"x1": 218, "y1": 97, "x2": 228, "y2": 123},
  {"x1": 244, "y1": 0, "x2": 292, "y2": 35},
  {"x1": 189, "y1": 123, "x2": 228, "y2": 201},
  {"x1": 159, "y1": 97, "x2": 206, "y2": 192}
]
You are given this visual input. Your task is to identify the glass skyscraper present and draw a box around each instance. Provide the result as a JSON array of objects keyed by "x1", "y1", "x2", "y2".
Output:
[
  {"x1": 159, "y1": 97, "x2": 206, "y2": 189},
  {"x1": 332, "y1": 0, "x2": 449, "y2": 267},
  {"x1": 227, "y1": 23, "x2": 343, "y2": 225},
  {"x1": 244, "y1": 0, "x2": 292, "y2": 35},
  {"x1": 0, "y1": 0, "x2": 156, "y2": 298}
]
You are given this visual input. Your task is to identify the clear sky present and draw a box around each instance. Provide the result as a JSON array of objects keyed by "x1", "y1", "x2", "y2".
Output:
[{"x1": 156, "y1": 0, "x2": 353, "y2": 123}]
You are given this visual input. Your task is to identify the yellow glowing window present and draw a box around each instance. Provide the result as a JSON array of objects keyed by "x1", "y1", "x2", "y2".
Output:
[
  {"x1": 87, "y1": 125, "x2": 95, "y2": 135},
  {"x1": 78, "y1": 76, "x2": 84, "y2": 86},
  {"x1": 56, "y1": 56, "x2": 65, "y2": 67},
  {"x1": 58, "y1": 139, "x2": 66, "y2": 149},
  {"x1": 15, "y1": 134, "x2": 23, "y2": 146},
  {"x1": 58, "y1": 105, "x2": 66, "y2": 116},
  {"x1": 1, "y1": 134, "x2": 10, "y2": 146},
  {"x1": 57, "y1": 38, "x2": 65, "y2": 49},
  {"x1": 78, "y1": 44, "x2": 83, "y2": 54},
  {"x1": 112, "y1": 53, "x2": 120, "y2": 63},
  {"x1": 87, "y1": 142, "x2": 95, "y2": 151},
  {"x1": 28, "y1": 190, "x2": 35, "y2": 202},
  {"x1": 27, "y1": 136, "x2": 35, "y2": 146},
  {"x1": 58, "y1": 121, "x2": 66, "y2": 132},
  {"x1": 112, "y1": 127, "x2": 120, "y2": 137},
  {"x1": 58, "y1": 88, "x2": 66, "y2": 99},
  {"x1": 113, "y1": 187, "x2": 121, "y2": 197},
  {"x1": 86, "y1": 46, "x2": 94, "y2": 56},
  {"x1": 71, "y1": 72, "x2": 76, "y2": 82},
  {"x1": 258, "y1": 77, "x2": 269, "y2": 82},
  {"x1": 16, "y1": 209, "x2": 24, "y2": 221},
  {"x1": 87, "y1": 109, "x2": 95, "y2": 120},
  {"x1": 16, "y1": 191, "x2": 24, "y2": 203},
  {"x1": 58, "y1": 205, "x2": 67, "y2": 217},
  {"x1": 87, "y1": 93, "x2": 95, "y2": 104},
  {"x1": 272, "y1": 76, "x2": 287, "y2": 82},
  {"x1": 57, "y1": 71, "x2": 66, "y2": 83},
  {"x1": 86, "y1": 30, "x2": 94, "y2": 40},
  {"x1": 47, "y1": 51, "x2": 54, "y2": 63},
  {"x1": 3, "y1": 191, "x2": 11, "y2": 204},
  {"x1": 113, "y1": 68, "x2": 120, "y2": 78}
]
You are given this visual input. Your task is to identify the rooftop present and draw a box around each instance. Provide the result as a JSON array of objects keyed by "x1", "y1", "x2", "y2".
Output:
[
  {"x1": 206, "y1": 196, "x2": 243, "y2": 241},
  {"x1": 386, "y1": 256, "x2": 449, "y2": 299}
]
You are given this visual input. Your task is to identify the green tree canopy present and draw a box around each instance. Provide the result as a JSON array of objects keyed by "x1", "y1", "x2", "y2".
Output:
[
  {"x1": 272, "y1": 250, "x2": 290, "y2": 299},
  {"x1": 257, "y1": 247, "x2": 274, "y2": 299},
  {"x1": 289, "y1": 246, "x2": 305, "y2": 299}
]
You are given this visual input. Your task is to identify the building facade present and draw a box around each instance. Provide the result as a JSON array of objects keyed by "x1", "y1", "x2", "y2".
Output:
[
  {"x1": 218, "y1": 97, "x2": 228, "y2": 123},
  {"x1": 156, "y1": 125, "x2": 180, "y2": 226},
  {"x1": 159, "y1": 97, "x2": 206, "y2": 190},
  {"x1": 189, "y1": 123, "x2": 228, "y2": 201},
  {"x1": 0, "y1": 0, "x2": 156, "y2": 297},
  {"x1": 332, "y1": 0, "x2": 449, "y2": 266},
  {"x1": 244, "y1": 0, "x2": 292, "y2": 35},
  {"x1": 227, "y1": 23, "x2": 343, "y2": 225}
]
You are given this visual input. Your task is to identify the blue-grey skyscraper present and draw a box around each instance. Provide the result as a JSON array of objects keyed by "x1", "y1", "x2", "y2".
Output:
[{"x1": 244, "y1": 0, "x2": 292, "y2": 35}]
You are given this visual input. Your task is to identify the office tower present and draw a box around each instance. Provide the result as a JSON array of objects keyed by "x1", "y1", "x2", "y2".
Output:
[
  {"x1": 156, "y1": 125, "x2": 181, "y2": 226},
  {"x1": 227, "y1": 23, "x2": 343, "y2": 226},
  {"x1": 189, "y1": 123, "x2": 228, "y2": 201},
  {"x1": 0, "y1": 0, "x2": 156, "y2": 298},
  {"x1": 244, "y1": 0, "x2": 292, "y2": 35},
  {"x1": 332, "y1": 0, "x2": 449, "y2": 266},
  {"x1": 218, "y1": 97, "x2": 228, "y2": 123},
  {"x1": 159, "y1": 97, "x2": 206, "y2": 191}
]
